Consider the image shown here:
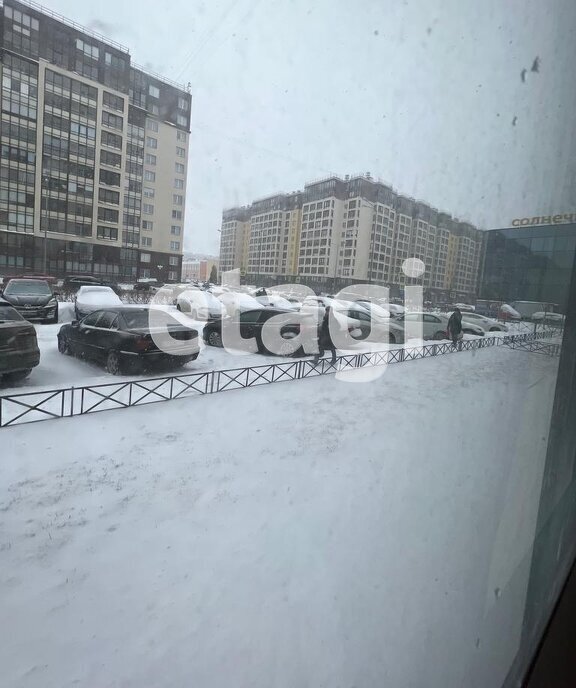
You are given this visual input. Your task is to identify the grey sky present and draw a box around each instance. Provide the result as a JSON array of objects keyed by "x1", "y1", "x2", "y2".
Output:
[{"x1": 46, "y1": 0, "x2": 576, "y2": 254}]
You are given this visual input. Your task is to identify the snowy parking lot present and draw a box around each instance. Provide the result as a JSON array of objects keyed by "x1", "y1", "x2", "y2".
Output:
[
  {"x1": 0, "y1": 302, "x2": 528, "y2": 396},
  {"x1": 0, "y1": 342, "x2": 560, "y2": 688}
]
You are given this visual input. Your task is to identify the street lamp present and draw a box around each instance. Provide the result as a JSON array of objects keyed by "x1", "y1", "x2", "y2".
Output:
[{"x1": 41, "y1": 172, "x2": 49, "y2": 275}]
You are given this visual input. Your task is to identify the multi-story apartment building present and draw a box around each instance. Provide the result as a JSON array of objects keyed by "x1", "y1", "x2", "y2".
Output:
[
  {"x1": 0, "y1": 0, "x2": 191, "y2": 282},
  {"x1": 220, "y1": 174, "x2": 484, "y2": 301}
]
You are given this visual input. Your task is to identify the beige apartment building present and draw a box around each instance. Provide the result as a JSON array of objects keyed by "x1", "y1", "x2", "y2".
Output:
[
  {"x1": 220, "y1": 174, "x2": 485, "y2": 301},
  {"x1": 0, "y1": 0, "x2": 191, "y2": 282}
]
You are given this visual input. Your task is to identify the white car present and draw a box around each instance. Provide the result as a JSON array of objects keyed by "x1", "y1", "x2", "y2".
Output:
[
  {"x1": 75, "y1": 286, "x2": 122, "y2": 320},
  {"x1": 353, "y1": 300, "x2": 391, "y2": 319},
  {"x1": 217, "y1": 291, "x2": 263, "y2": 314},
  {"x1": 301, "y1": 295, "x2": 349, "y2": 318},
  {"x1": 400, "y1": 312, "x2": 485, "y2": 340},
  {"x1": 334, "y1": 305, "x2": 405, "y2": 345},
  {"x1": 447, "y1": 311, "x2": 508, "y2": 332},
  {"x1": 531, "y1": 311, "x2": 565, "y2": 325},
  {"x1": 176, "y1": 288, "x2": 226, "y2": 320},
  {"x1": 254, "y1": 294, "x2": 300, "y2": 310}
]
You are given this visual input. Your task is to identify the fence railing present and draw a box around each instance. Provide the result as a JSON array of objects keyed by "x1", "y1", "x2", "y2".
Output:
[{"x1": 0, "y1": 330, "x2": 560, "y2": 428}]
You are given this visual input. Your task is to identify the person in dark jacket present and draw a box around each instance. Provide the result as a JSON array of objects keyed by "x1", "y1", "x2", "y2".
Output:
[
  {"x1": 447, "y1": 307, "x2": 463, "y2": 349},
  {"x1": 313, "y1": 306, "x2": 337, "y2": 364}
]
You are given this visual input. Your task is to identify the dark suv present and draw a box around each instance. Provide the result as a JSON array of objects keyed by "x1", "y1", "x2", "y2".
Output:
[
  {"x1": 0, "y1": 302, "x2": 40, "y2": 383},
  {"x1": 1, "y1": 279, "x2": 58, "y2": 323}
]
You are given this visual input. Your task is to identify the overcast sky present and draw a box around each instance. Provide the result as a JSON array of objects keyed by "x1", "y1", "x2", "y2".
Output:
[{"x1": 46, "y1": 0, "x2": 576, "y2": 254}]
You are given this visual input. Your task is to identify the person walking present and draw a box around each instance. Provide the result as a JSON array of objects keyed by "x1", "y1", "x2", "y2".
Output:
[
  {"x1": 313, "y1": 306, "x2": 337, "y2": 365},
  {"x1": 447, "y1": 307, "x2": 463, "y2": 349}
]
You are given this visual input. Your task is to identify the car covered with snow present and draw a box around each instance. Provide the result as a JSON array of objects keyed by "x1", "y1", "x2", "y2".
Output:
[
  {"x1": 176, "y1": 287, "x2": 226, "y2": 320},
  {"x1": 217, "y1": 291, "x2": 263, "y2": 315},
  {"x1": 75, "y1": 285, "x2": 123, "y2": 320},
  {"x1": 0, "y1": 301, "x2": 40, "y2": 383},
  {"x1": 446, "y1": 311, "x2": 508, "y2": 332}
]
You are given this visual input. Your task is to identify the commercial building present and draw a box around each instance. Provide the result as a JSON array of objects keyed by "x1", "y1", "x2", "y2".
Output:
[
  {"x1": 0, "y1": 0, "x2": 191, "y2": 282},
  {"x1": 480, "y1": 222, "x2": 576, "y2": 311},
  {"x1": 220, "y1": 173, "x2": 484, "y2": 301}
]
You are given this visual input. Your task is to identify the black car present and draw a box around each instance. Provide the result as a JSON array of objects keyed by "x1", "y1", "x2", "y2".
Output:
[
  {"x1": 203, "y1": 308, "x2": 310, "y2": 356},
  {"x1": 57, "y1": 307, "x2": 200, "y2": 375},
  {"x1": 1, "y1": 278, "x2": 58, "y2": 323},
  {"x1": 0, "y1": 301, "x2": 40, "y2": 383}
]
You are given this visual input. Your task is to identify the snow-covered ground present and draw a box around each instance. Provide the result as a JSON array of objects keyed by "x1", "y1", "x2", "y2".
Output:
[{"x1": 0, "y1": 344, "x2": 559, "y2": 688}]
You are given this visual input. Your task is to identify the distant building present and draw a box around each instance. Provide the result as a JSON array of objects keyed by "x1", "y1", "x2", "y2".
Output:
[
  {"x1": 0, "y1": 0, "x2": 191, "y2": 282},
  {"x1": 220, "y1": 173, "x2": 484, "y2": 301},
  {"x1": 182, "y1": 257, "x2": 219, "y2": 282},
  {"x1": 480, "y1": 223, "x2": 576, "y2": 311}
]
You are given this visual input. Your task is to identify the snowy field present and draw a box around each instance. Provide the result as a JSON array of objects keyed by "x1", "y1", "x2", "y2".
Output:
[{"x1": 0, "y1": 344, "x2": 559, "y2": 688}]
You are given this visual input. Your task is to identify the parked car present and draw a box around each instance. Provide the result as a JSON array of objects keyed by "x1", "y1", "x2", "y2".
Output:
[
  {"x1": 203, "y1": 308, "x2": 314, "y2": 356},
  {"x1": 254, "y1": 293, "x2": 299, "y2": 310},
  {"x1": 75, "y1": 285, "x2": 123, "y2": 320},
  {"x1": 499, "y1": 303, "x2": 522, "y2": 321},
  {"x1": 176, "y1": 287, "x2": 226, "y2": 319},
  {"x1": 399, "y1": 312, "x2": 485, "y2": 340},
  {"x1": 447, "y1": 311, "x2": 508, "y2": 332},
  {"x1": 301, "y1": 295, "x2": 348, "y2": 317},
  {"x1": 334, "y1": 306, "x2": 405, "y2": 344},
  {"x1": 63, "y1": 275, "x2": 122, "y2": 295},
  {"x1": 0, "y1": 278, "x2": 58, "y2": 323},
  {"x1": 0, "y1": 301, "x2": 40, "y2": 383},
  {"x1": 353, "y1": 300, "x2": 392, "y2": 319},
  {"x1": 531, "y1": 311, "x2": 565, "y2": 325},
  {"x1": 57, "y1": 307, "x2": 199, "y2": 375},
  {"x1": 217, "y1": 291, "x2": 263, "y2": 315}
]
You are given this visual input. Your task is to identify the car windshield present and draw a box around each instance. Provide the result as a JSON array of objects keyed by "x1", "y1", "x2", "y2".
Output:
[
  {"x1": 0, "y1": 305, "x2": 24, "y2": 322},
  {"x1": 4, "y1": 280, "x2": 51, "y2": 295}
]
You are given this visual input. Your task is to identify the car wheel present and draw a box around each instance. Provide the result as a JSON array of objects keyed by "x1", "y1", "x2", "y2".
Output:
[
  {"x1": 208, "y1": 331, "x2": 223, "y2": 347},
  {"x1": 4, "y1": 369, "x2": 32, "y2": 383},
  {"x1": 489, "y1": 327, "x2": 500, "y2": 332},
  {"x1": 388, "y1": 333, "x2": 396, "y2": 344},
  {"x1": 58, "y1": 335, "x2": 71, "y2": 355},
  {"x1": 433, "y1": 331, "x2": 446, "y2": 340},
  {"x1": 106, "y1": 351, "x2": 122, "y2": 375},
  {"x1": 176, "y1": 303, "x2": 182, "y2": 311}
]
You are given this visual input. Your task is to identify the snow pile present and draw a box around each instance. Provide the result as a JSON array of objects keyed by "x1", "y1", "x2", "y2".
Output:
[{"x1": 0, "y1": 346, "x2": 560, "y2": 688}]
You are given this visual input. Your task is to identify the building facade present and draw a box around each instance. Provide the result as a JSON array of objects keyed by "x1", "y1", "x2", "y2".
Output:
[
  {"x1": 480, "y1": 223, "x2": 576, "y2": 311},
  {"x1": 220, "y1": 174, "x2": 484, "y2": 301},
  {"x1": 0, "y1": 0, "x2": 191, "y2": 282},
  {"x1": 181, "y1": 257, "x2": 218, "y2": 282}
]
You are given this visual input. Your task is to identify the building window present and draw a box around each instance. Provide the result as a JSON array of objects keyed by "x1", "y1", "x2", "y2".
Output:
[
  {"x1": 99, "y1": 169, "x2": 121, "y2": 187},
  {"x1": 142, "y1": 221, "x2": 153, "y2": 231},
  {"x1": 169, "y1": 256, "x2": 179, "y2": 266},
  {"x1": 103, "y1": 91, "x2": 125, "y2": 112},
  {"x1": 172, "y1": 210, "x2": 182, "y2": 220},
  {"x1": 102, "y1": 111, "x2": 123, "y2": 130},
  {"x1": 146, "y1": 136, "x2": 157, "y2": 149},
  {"x1": 175, "y1": 164, "x2": 185, "y2": 175},
  {"x1": 174, "y1": 178, "x2": 184, "y2": 189},
  {"x1": 143, "y1": 203, "x2": 154, "y2": 214},
  {"x1": 141, "y1": 268, "x2": 151, "y2": 278},
  {"x1": 143, "y1": 187, "x2": 155, "y2": 198},
  {"x1": 97, "y1": 226, "x2": 118, "y2": 240},
  {"x1": 176, "y1": 131, "x2": 187, "y2": 142},
  {"x1": 178, "y1": 97, "x2": 189, "y2": 111},
  {"x1": 171, "y1": 225, "x2": 181, "y2": 235},
  {"x1": 98, "y1": 207, "x2": 119, "y2": 223},
  {"x1": 141, "y1": 236, "x2": 152, "y2": 247},
  {"x1": 148, "y1": 85, "x2": 160, "y2": 98},
  {"x1": 98, "y1": 188, "x2": 120, "y2": 205},
  {"x1": 148, "y1": 104, "x2": 159, "y2": 116},
  {"x1": 146, "y1": 120, "x2": 158, "y2": 132},
  {"x1": 144, "y1": 170, "x2": 156, "y2": 182},
  {"x1": 76, "y1": 38, "x2": 99, "y2": 59},
  {"x1": 173, "y1": 194, "x2": 183, "y2": 205},
  {"x1": 145, "y1": 153, "x2": 156, "y2": 165},
  {"x1": 168, "y1": 271, "x2": 177, "y2": 281},
  {"x1": 101, "y1": 131, "x2": 122, "y2": 149},
  {"x1": 176, "y1": 115, "x2": 187, "y2": 127},
  {"x1": 140, "y1": 253, "x2": 151, "y2": 263},
  {"x1": 176, "y1": 146, "x2": 185, "y2": 157},
  {"x1": 170, "y1": 241, "x2": 180, "y2": 251},
  {"x1": 100, "y1": 150, "x2": 122, "y2": 168}
]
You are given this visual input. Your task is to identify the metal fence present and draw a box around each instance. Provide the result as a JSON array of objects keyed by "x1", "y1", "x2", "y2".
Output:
[{"x1": 0, "y1": 330, "x2": 560, "y2": 428}]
